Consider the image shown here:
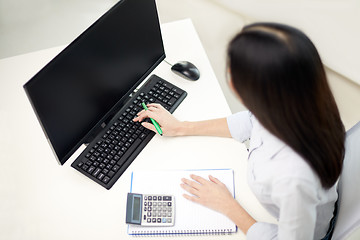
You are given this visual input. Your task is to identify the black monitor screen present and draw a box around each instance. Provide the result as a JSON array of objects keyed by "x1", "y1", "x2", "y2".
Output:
[{"x1": 23, "y1": 0, "x2": 165, "y2": 165}]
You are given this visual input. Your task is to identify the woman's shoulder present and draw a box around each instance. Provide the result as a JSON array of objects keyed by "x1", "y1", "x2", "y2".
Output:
[
  {"x1": 251, "y1": 119, "x2": 321, "y2": 187},
  {"x1": 272, "y1": 145, "x2": 320, "y2": 185}
]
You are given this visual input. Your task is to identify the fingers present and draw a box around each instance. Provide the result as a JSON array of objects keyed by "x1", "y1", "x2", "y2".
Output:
[
  {"x1": 182, "y1": 193, "x2": 200, "y2": 203},
  {"x1": 180, "y1": 176, "x2": 205, "y2": 199},
  {"x1": 181, "y1": 175, "x2": 214, "y2": 189},
  {"x1": 147, "y1": 103, "x2": 164, "y2": 110},
  {"x1": 133, "y1": 103, "x2": 164, "y2": 122},
  {"x1": 141, "y1": 122, "x2": 157, "y2": 133},
  {"x1": 181, "y1": 177, "x2": 202, "y2": 190},
  {"x1": 180, "y1": 175, "x2": 212, "y2": 199},
  {"x1": 190, "y1": 174, "x2": 209, "y2": 185},
  {"x1": 180, "y1": 182, "x2": 199, "y2": 196},
  {"x1": 209, "y1": 175, "x2": 221, "y2": 184},
  {"x1": 133, "y1": 108, "x2": 156, "y2": 122}
]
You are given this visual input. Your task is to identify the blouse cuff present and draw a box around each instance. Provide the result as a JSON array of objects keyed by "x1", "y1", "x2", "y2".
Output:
[{"x1": 247, "y1": 222, "x2": 278, "y2": 240}]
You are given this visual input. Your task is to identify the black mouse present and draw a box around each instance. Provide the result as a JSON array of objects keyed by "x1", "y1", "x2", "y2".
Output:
[{"x1": 171, "y1": 61, "x2": 200, "y2": 81}]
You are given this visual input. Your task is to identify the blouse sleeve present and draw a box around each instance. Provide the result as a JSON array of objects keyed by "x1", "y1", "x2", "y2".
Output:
[
  {"x1": 247, "y1": 178, "x2": 319, "y2": 240},
  {"x1": 226, "y1": 111, "x2": 252, "y2": 142}
]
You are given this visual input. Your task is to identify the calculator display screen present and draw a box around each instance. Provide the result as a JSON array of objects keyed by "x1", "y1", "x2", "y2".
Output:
[{"x1": 132, "y1": 196, "x2": 141, "y2": 222}]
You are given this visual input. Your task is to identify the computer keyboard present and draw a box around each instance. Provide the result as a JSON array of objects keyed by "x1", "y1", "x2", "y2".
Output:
[{"x1": 71, "y1": 75, "x2": 187, "y2": 189}]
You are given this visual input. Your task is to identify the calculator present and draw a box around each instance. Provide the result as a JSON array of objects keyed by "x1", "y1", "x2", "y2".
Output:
[{"x1": 126, "y1": 193, "x2": 175, "y2": 226}]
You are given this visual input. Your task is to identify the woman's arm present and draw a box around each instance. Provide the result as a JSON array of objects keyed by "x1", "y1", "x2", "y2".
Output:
[{"x1": 133, "y1": 103, "x2": 232, "y2": 137}]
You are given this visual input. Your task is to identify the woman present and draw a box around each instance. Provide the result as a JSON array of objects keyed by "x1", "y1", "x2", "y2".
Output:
[{"x1": 133, "y1": 23, "x2": 345, "y2": 239}]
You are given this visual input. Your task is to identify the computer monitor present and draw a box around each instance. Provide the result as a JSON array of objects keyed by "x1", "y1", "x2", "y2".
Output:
[{"x1": 23, "y1": 0, "x2": 165, "y2": 165}]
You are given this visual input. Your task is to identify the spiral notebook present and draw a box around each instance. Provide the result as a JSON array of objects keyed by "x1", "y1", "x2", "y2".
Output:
[{"x1": 127, "y1": 169, "x2": 237, "y2": 236}]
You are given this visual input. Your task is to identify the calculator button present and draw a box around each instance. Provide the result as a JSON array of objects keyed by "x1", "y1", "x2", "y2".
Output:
[
  {"x1": 162, "y1": 218, "x2": 167, "y2": 223},
  {"x1": 148, "y1": 196, "x2": 152, "y2": 200},
  {"x1": 163, "y1": 196, "x2": 172, "y2": 201},
  {"x1": 153, "y1": 196, "x2": 157, "y2": 201},
  {"x1": 148, "y1": 202, "x2": 152, "y2": 206},
  {"x1": 167, "y1": 218, "x2": 172, "y2": 223},
  {"x1": 158, "y1": 196, "x2": 162, "y2": 201},
  {"x1": 168, "y1": 202, "x2": 172, "y2": 206},
  {"x1": 157, "y1": 218, "x2": 161, "y2": 223},
  {"x1": 147, "y1": 218, "x2": 151, "y2": 223},
  {"x1": 152, "y1": 218, "x2": 156, "y2": 223},
  {"x1": 147, "y1": 212, "x2": 151, "y2": 217},
  {"x1": 148, "y1": 207, "x2": 152, "y2": 211}
]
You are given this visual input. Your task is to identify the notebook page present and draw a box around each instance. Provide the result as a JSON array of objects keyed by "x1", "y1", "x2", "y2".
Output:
[{"x1": 128, "y1": 169, "x2": 236, "y2": 235}]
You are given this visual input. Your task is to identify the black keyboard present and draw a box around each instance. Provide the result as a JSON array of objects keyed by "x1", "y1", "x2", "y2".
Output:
[{"x1": 71, "y1": 75, "x2": 187, "y2": 189}]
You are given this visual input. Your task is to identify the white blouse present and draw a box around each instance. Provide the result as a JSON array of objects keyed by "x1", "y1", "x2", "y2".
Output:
[{"x1": 227, "y1": 111, "x2": 337, "y2": 240}]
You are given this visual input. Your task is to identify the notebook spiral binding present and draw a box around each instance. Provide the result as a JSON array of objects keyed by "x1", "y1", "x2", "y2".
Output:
[{"x1": 130, "y1": 229, "x2": 235, "y2": 237}]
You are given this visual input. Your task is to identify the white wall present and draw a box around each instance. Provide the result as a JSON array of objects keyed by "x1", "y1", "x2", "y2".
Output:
[{"x1": 214, "y1": 0, "x2": 360, "y2": 86}]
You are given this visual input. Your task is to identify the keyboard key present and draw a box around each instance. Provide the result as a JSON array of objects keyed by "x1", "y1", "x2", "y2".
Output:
[
  {"x1": 108, "y1": 171, "x2": 115, "y2": 178},
  {"x1": 102, "y1": 176, "x2": 110, "y2": 183},
  {"x1": 87, "y1": 166, "x2": 95, "y2": 174},
  {"x1": 168, "y1": 97, "x2": 176, "y2": 106},
  {"x1": 92, "y1": 168, "x2": 101, "y2": 177},
  {"x1": 112, "y1": 165, "x2": 120, "y2": 172},
  {"x1": 172, "y1": 87, "x2": 183, "y2": 95},
  {"x1": 98, "y1": 173, "x2": 105, "y2": 180}
]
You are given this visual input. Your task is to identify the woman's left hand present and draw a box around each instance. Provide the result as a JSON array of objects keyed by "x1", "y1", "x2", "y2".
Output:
[{"x1": 180, "y1": 174, "x2": 236, "y2": 215}]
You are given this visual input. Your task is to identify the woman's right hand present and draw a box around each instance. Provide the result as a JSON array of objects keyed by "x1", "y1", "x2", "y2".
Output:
[{"x1": 133, "y1": 103, "x2": 184, "y2": 136}]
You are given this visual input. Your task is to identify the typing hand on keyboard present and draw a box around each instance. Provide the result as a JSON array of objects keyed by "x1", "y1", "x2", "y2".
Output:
[
  {"x1": 71, "y1": 75, "x2": 187, "y2": 189},
  {"x1": 133, "y1": 103, "x2": 182, "y2": 137}
]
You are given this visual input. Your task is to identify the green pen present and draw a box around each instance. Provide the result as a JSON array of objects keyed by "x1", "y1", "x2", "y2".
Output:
[{"x1": 141, "y1": 102, "x2": 163, "y2": 136}]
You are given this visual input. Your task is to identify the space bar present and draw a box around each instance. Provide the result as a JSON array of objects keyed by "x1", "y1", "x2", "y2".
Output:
[{"x1": 116, "y1": 138, "x2": 142, "y2": 167}]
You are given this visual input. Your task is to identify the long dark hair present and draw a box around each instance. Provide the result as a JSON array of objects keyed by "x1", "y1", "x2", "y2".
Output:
[{"x1": 228, "y1": 23, "x2": 345, "y2": 189}]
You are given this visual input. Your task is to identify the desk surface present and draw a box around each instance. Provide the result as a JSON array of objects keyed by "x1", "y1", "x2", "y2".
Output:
[{"x1": 0, "y1": 19, "x2": 274, "y2": 240}]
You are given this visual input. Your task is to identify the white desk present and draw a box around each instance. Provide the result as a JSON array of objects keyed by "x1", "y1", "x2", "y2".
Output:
[{"x1": 0, "y1": 19, "x2": 275, "y2": 240}]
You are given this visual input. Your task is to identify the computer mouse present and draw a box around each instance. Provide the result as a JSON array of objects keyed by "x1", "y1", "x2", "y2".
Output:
[{"x1": 171, "y1": 61, "x2": 200, "y2": 81}]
